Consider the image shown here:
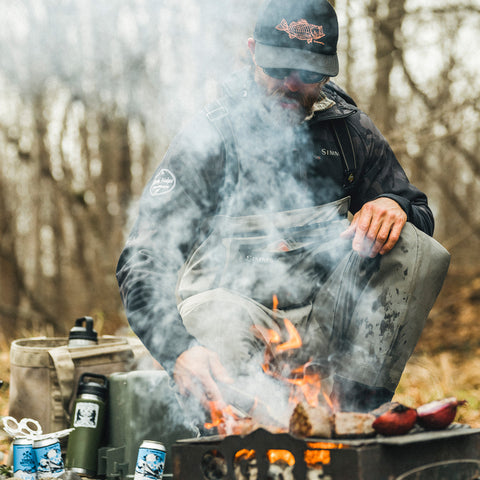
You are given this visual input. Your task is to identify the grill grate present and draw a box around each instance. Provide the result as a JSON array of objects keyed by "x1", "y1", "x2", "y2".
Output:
[{"x1": 172, "y1": 426, "x2": 480, "y2": 480}]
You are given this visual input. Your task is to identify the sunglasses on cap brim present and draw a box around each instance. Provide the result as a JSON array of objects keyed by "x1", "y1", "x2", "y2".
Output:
[{"x1": 262, "y1": 67, "x2": 329, "y2": 84}]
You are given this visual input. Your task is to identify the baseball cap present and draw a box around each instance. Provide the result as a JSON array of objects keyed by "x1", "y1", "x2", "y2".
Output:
[{"x1": 253, "y1": 0, "x2": 339, "y2": 77}]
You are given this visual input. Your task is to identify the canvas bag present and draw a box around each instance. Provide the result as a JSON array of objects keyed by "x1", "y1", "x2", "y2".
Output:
[{"x1": 8, "y1": 335, "x2": 150, "y2": 434}]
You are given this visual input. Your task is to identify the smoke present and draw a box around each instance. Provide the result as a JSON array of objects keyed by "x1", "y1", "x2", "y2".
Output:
[
  {"x1": 111, "y1": 1, "x2": 365, "y2": 425},
  {"x1": 0, "y1": 0, "x2": 408, "y2": 430},
  {"x1": 118, "y1": 68, "x2": 363, "y2": 429}
]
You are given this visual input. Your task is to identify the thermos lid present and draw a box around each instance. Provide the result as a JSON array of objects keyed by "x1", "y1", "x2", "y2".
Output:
[
  {"x1": 69, "y1": 316, "x2": 98, "y2": 343},
  {"x1": 77, "y1": 372, "x2": 108, "y2": 400}
]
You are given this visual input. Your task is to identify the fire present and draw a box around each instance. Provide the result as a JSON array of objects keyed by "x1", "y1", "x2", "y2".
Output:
[
  {"x1": 204, "y1": 402, "x2": 245, "y2": 436},
  {"x1": 304, "y1": 442, "x2": 346, "y2": 467},
  {"x1": 306, "y1": 442, "x2": 345, "y2": 449},
  {"x1": 267, "y1": 449, "x2": 295, "y2": 466},
  {"x1": 254, "y1": 296, "x2": 332, "y2": 410},
  {"x1": 288, "y1": 364, "x2": 322, "y2": 406},
  {"x1": 304, "y1": 449, "x2": 331, "y2": 466},
  {"x1": 275, "y1": 317, "x2": 302, "y2": 353},
  {"x1": 204, "y1": 294, "x2": 334, "y2": 434},
  {"x1": 234, "y1": 449, "x2": 256, "y2": 461},
  {"x1": 273, "y1": 293, "x2": 279, "y2": 311}
]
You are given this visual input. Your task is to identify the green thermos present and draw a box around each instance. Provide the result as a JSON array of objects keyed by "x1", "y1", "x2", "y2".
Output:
[{"x1": 66, "y1": 373, "x2": 108, "y2": 476}]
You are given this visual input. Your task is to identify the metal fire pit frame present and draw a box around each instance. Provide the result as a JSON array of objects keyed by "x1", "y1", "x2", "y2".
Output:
[{"x1": 172, "y1": 425, "x2": 480, "y2": 480}]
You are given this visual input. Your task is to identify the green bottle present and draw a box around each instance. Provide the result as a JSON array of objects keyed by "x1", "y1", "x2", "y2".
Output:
[{"x1": 66, "y1": 373, "x2": 108, "y2": 476}]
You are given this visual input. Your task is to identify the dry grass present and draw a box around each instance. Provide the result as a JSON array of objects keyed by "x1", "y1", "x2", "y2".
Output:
[{"x1": 394, "y1": 351, "x2": 480, "y2": 427}]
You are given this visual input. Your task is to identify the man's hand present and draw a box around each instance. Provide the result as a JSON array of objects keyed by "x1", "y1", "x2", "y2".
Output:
[
  {"x1": 173, "y1": 345, "x2": 233, "y2": 409},
  {"x1": 340, "y1": 197, "x2": 407, "y2": 258}
]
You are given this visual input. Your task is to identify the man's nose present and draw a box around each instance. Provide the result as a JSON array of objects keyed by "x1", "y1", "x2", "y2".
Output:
[{"x1": 283, "y1": 72, "x2": 302, "y2": 91}]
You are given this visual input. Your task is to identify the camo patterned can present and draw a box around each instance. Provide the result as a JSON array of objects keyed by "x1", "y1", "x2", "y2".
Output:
[{"x1": 134, "y1": 440, "x2": 166, "y2": 480}]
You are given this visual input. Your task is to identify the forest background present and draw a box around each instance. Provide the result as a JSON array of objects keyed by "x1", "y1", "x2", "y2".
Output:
[{"x1": 1, "y1": 0, "x2": 480, "y2": 429}]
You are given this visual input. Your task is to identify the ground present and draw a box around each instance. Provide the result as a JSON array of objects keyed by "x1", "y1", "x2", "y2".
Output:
[{"x1": 0, "y1": 268, "x2": 479, "y2": 462}]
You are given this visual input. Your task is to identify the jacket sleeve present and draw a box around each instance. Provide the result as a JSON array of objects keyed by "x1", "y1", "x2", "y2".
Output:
[
  {"x1": 349, "y1": 112, "x2": 434, "y2": 236},
  {"x1": 116, "y1": 114, "x2": 225, "y2": 374}
]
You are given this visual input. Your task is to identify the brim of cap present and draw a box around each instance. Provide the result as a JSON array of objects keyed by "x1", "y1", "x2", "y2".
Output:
[{"x1": 255, "y1": 42, "x2": 339, "y2": 77}]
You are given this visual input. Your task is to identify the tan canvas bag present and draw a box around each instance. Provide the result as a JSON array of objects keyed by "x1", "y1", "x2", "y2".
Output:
[{"x1": 8, "y1": 335, "x2": 150, "y2": 434}]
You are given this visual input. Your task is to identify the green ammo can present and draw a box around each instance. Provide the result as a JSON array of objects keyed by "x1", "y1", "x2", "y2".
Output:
[{"x1": 98, "y1": 370, "x2": 195, "y2": 479}]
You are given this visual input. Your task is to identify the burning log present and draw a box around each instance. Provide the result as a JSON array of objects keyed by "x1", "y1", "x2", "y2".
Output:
[{"x1": 290, "y1": 402, "x2": 377, "y2": 438}]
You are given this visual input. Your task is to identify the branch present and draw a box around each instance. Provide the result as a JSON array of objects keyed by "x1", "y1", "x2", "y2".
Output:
[{"x1": 408, "y1": 5, "x2": 480, "y2": 16}]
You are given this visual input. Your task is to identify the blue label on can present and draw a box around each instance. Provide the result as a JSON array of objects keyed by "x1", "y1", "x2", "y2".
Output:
[
  {"x1": 134, "y1": 447, "x2": 166, "y2": 480},
  {"x1": 13, "y1": 442, "x2": 36, "y2": 480},
  {"x1": 34, "y1": 440, "x2": 65, "y2": 478}
]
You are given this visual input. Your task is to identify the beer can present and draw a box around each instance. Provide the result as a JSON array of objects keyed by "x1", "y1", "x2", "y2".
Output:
[
  {"x1": 134, "y1": 440, "x2": 166, "y2": 480},
  {"x1": 33, "y1": 437, "x2": 65, "y2": 478},
  {"x1": 13, "y1": 438, "x2": 36, "y2": 480}
]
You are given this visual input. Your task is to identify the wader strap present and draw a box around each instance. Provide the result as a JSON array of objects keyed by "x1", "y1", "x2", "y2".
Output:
[
  {"x1": 205, "y1": 99, "x2": 239, "y2": 198},
  {"x1": 205, "y1": 97, "x2": 357, "y2": 197},
  {"x1": 330, "y1": 118, "x2": 357, "y2": 193}
]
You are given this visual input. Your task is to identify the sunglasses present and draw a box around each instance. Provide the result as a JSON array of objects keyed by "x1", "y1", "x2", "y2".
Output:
[{"x1": 262, "y1": 67, "x2": 328, "y2": 84}]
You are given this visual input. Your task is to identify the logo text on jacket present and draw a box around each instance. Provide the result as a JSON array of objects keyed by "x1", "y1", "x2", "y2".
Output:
[{"x1": 150, "y1": 169, "x2": 176, "y2": 196}]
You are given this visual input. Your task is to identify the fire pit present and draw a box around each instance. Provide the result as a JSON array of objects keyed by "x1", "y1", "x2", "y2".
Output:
[{"x1": 172, "y1": 426, "x2": 480, "y2": 479}]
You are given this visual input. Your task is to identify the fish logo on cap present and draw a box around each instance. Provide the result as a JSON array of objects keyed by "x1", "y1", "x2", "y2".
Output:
[{"x1": 276, "y1": 18, "x2": 325, "y2": 44}]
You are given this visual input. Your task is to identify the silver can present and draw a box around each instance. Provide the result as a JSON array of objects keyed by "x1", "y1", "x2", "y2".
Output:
[
  {"x1": 13, "y1": 438, "x2": 36, "y2": 480},
  {"x1": 33, "y1": 437, "x2": 65, "y2": 478},
  {"x1": 134, "y1": 440, "x2": 166, "y2": 480}
]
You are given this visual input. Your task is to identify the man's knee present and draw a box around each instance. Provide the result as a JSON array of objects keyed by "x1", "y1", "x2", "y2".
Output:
[{"x1": 395, "y1": 222, "x2": 450, "y2": 291}]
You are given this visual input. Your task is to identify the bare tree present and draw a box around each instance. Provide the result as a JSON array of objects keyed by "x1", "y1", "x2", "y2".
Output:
[{"x1": 0, "y1": 0, "x2": 259, "y2": 343}]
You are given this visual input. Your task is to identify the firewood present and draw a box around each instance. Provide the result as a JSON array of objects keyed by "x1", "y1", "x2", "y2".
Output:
[
  {"x1": 289, "y1": 402, "x2": 333, "y2": 438},
  {"x1": 333, "y1": 411, "x2": 375, "y2": 438}
]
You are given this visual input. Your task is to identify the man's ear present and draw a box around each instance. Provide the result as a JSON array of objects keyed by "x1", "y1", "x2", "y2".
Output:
[{"x1": 247, "y1": 38, "x2": 256, "y2": 60}]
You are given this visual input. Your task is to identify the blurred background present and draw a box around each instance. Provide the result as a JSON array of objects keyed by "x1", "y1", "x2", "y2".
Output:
[{"x1": 0, "y1": 0, "x2": 479, "y2": 420}]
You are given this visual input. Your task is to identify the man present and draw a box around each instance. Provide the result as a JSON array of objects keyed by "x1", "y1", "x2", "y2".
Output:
[{"x1": 116, "y1": 0, "x2": 450, "y2": 418}]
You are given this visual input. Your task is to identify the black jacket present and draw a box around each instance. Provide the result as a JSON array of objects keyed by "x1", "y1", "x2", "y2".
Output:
[{"x1": 116, "y1": 69, "x2": 434, "y2": 372}]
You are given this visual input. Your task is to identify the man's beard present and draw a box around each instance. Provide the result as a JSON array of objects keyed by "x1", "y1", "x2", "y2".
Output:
[
  {"x1": 260, "y1": 84, "x2": 323, "y2": 126},
  {"x1": 264, "y1": 87, "x2": 321, "y2": 125},
  {"x1": 271, "y1": 86, "x2": 321, "y2": 116}
]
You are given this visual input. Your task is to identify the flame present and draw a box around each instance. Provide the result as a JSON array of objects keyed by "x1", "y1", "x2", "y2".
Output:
[
  {"x1": 286, "y1": 365, "x2": 322, "y2": 407},
  {"x1": 267, "y1": 450, "x2": 295, "y2": 466},
  {"x1": 204, "y1": 401, "x2": 223, "y2": 430},
  {"x1": 304, "y1": 442, "x2": 346, "y2": 467},
  {"x1": 205, "y1": 294, "x2": 335, "y2": 435},
  {"x1": 235, "y1": 449, "x2": 256, "y2": 461},
  {"x1": 306, "y1": 442, "x2": 345, "y2": 449},
  {"x1": 323, "y1": 391, "x2": 335, "y2": 410},
  {"x1": 273, "y1": 294, "x2": 279, "y2": 311},
  {"x1": 304, "y1": 449, "x2": 331, "y2": 466},
  {"x1": 255, "y1": 296, "x2": 334, "y2": 410},
  {"x1": 275, "y1": 318, "x2": 302, "y2": 353},
  {"x1": 204, "y1": 402, "x2": 243, "y2": 436},
  {"x1": 253, "y1": 324, "x2": 281, "y2": 344}
]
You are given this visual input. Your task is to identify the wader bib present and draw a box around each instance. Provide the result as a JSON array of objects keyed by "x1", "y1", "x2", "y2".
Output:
[{"x1": 176, "y1": 197, "x2": 450, "y2": 393}]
